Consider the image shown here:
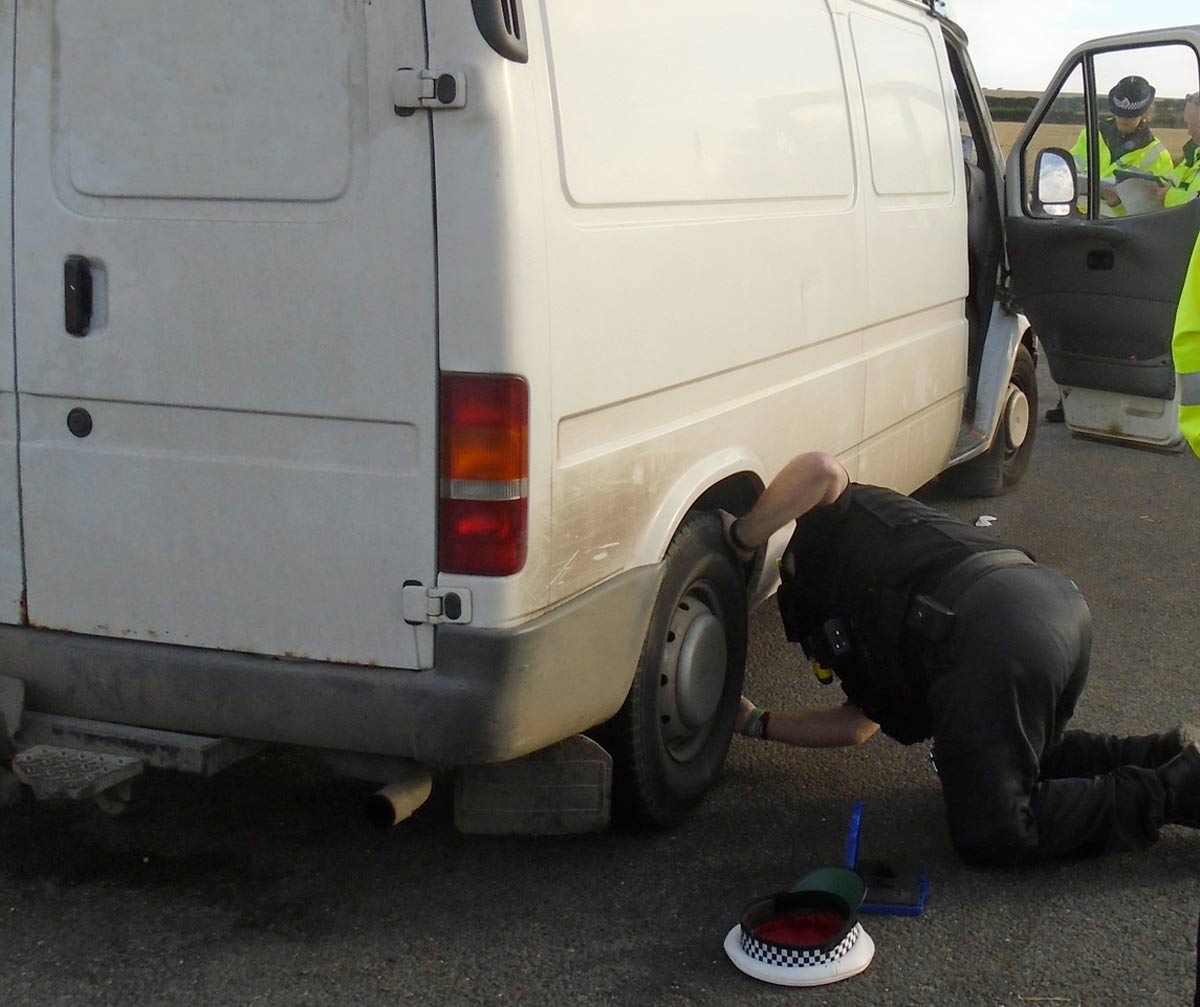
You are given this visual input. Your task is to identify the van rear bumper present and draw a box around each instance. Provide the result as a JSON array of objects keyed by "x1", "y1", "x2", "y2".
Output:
[{"x1": 0, "y1": 564, "x2": 664, "y2": 766}]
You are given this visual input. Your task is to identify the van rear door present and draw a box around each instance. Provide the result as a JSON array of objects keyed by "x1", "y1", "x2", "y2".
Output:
[
  {"x1": 12, "y1": 0, "x2": 439, "y2": 668},
  {"x1": 1004, "y1": 29, "x2": 1200, "y2": 449}
]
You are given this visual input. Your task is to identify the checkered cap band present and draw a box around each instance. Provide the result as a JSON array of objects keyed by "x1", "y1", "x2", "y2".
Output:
[
  {"x1": 739, "y1": 922, "x2": 861, "y2": 968},
  {"x1": 1112, "y1": 94, "x2": 1151, "y2": 113}
]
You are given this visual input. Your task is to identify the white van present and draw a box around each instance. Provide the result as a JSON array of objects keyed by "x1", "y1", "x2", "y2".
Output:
[{"x1": 1, "y1": 1, "x2": 1192, "y2": 830}]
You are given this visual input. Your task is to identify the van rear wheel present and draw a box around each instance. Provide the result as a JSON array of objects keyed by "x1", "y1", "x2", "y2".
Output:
[
  {"x1": 603, "y1": 511, "x2": 747, "y2": 827},
  {"x1": 946, "y1": 343, "x2": 1038, "y2": 497}
]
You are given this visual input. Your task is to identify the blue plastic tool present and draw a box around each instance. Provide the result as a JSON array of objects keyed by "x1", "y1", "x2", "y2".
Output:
[{"x1": 843, "y1": 800, "x2": 930, "y2": 916}]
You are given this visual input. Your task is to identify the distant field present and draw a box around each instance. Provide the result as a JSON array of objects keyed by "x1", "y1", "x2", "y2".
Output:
[{"x1": 992, "y1": 120, "x2": 1190, "y2": 162}]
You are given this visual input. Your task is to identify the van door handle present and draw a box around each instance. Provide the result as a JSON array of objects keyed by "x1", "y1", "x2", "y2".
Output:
[{"x1": 64, "y1": 255, "x2": 93, "y2": 337}]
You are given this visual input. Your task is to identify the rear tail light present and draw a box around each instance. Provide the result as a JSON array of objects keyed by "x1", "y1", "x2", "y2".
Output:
[{"x1": 439, "y1": 373, "x2": 529, "y2": 576}]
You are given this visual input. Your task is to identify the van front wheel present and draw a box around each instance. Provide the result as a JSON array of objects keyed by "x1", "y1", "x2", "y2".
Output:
[
  {"x1": 603, "y1": 512, "x2": 747, "y2": 827},
  {"x1": 946, "y1": 343, "x2": 1038, "y2": 497}
]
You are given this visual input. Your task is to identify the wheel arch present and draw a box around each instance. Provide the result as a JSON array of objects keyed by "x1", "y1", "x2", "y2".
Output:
[
  {"x1": 635, "y1": 449, "x2": 765, "y2": 568},
  {"x1": 1021, "y1": 324, "x2": 1038, "y2": 361}
]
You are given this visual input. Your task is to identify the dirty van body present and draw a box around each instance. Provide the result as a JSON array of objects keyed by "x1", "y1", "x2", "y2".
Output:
[{"x1": 2, "y1": 0, "x2": 1135, "y2": 831}]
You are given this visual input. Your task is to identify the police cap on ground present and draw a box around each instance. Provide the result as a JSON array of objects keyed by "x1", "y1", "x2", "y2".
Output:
[{"x1": 1109, "y1": 75, "x2": 1156, "y2": 117}]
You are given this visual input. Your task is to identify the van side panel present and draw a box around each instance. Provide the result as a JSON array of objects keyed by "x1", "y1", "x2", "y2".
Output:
[
  {"x1": 0, "y1": 0, "x2": 21, "y2": 625},
  {"x1": 539, "y1": 0, "x2": 871, "y2": 604},
  {"x1": 848, "y1": 2, "x2": 968, "y2": 489}
]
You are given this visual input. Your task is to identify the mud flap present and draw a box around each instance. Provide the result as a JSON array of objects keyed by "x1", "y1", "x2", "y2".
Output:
[
  {"x1": 454, "y1": 734, "x2": 612, "y2": 835},
  {"x1": 0, "y1": 676, "x2": 23, "y2": 756}
]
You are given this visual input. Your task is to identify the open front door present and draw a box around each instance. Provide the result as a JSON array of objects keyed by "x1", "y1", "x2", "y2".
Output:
[{"x1": 1005, "y1": 29, "x2": 1200, "y2": 449}]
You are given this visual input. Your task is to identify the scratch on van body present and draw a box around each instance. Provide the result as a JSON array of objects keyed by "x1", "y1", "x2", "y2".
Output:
[
  {"x1": 592, "y1": 542, "x2": 620, "y2": 562},
  {"x1": 549, "y1": 550, "x2": 581, "y2": 589}
]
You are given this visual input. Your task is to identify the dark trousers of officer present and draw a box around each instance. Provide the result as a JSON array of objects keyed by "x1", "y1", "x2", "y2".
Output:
[{"x1": 923, "y1": 565, "x2": 1166, "y2": 865}]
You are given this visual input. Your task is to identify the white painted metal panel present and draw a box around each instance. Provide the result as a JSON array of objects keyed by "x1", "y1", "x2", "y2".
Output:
[
  {"x1": 853, "y1": 4, "x2": 967, "y2": 459},
  {"x1": 0, "y1": 1, "x2": 22, "y2": 625},
  {"x1": 545, "y1": 0, "x2": 854, "y2": 205},
  {"x1": 537, "y1": 0, "x2": 871, "y2": 602},
  {"x1": 14, "y1": 0, "x2": 437, "y2": 666},
  {"x1": 850, "y1": 9, "x2": 955, "y2": 198},
  {"x1": 59, "y1": 0, "x2": 352, "y2": 203},
  {"x1": 19, "y1": 397, "x2": 423, "y2": 659}
]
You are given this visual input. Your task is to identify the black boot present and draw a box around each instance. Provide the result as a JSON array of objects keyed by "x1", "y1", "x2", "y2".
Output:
[
  {"x1": 1153, "y1": 724, "x2": 1200, "y2": 765},
  {"x1": 1158, "y1": 742, "x2": 1200, "y2": 827},
  {"x1": 1045, "y1": 399, "x2": 1065, "y2": 423}
]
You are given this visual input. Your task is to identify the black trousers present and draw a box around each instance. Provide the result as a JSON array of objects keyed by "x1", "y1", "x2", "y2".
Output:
[{"x1": 923, "y1": 564, "x2": 1166, "y2": 865}]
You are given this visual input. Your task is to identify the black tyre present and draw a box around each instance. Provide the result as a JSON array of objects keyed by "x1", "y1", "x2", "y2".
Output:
[
  {"x1": 946, "y1": 343, "x2": 1038, "y2": 498},
  {"x1": 602, "y1": 511, "x2": 747, "y2": 827}
]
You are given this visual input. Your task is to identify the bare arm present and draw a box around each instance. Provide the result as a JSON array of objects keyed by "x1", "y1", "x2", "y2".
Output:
[
  {"x1": 765, "y1": 704, "x2": 879, "y2": 748},
  {"x1": 726, "y1": 452, "x2": 849, "y2": 557}
]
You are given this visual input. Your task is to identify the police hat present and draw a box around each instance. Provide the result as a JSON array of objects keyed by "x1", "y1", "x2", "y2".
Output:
[
  {"x1": 723, "y1": 868, "x2": 875, "y2": 986},
  {"x1": 1109, "y1": 75, "x2": 1156, "y2": 116}
]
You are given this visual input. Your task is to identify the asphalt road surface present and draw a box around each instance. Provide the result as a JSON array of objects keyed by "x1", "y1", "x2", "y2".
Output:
[{"x1": 3, "y1": 354, "x2": 1200, "y2": 1007}]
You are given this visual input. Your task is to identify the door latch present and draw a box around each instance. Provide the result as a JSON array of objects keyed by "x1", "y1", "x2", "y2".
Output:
[
  {"x1": 391, "y1": 69, "x2": 467, "y2": 114},
  {"x1": 64, "y1": 256, "x2": 93, "y2": 337},
  {"x1": 402, "y1": 584, "x2": 473, "y2": 625}
]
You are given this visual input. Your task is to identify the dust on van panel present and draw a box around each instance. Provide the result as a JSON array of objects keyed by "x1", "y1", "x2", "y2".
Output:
[
  {"x1": 543, "y1": 0, "x2": 854, "y2": 206},
  {"x1": 53, "y1": 0, "x2": 359, "y2": 208},
  {"x1": 860, "y1": 302, "x2": 968, "y2": 442}
]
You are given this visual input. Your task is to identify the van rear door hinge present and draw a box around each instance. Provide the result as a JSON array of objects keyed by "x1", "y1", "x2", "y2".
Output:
[
  {"x1": 392, "y1": 68, "x2": 467, "y2": 114},
  {"x1": 402, "y1": 584, "x2": 473, "y2": 626}
]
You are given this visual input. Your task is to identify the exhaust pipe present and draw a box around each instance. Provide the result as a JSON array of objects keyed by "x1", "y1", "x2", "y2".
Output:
[{"x1": 366, "y1": 765, "x2": 433, "y2": 829}]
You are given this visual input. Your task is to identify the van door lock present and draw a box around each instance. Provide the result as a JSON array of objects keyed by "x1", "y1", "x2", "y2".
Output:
[
  {"x1": 402, "y1": 584, "x2": 473, "y2": 625},
  {"x1": 391, "y1": 69, "x2": 467, "y2": 114}
]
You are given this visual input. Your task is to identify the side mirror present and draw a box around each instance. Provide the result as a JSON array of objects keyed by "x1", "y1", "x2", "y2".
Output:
[{"x1": 1033, "y1": 148, "x2": 1077, "y2": 218}]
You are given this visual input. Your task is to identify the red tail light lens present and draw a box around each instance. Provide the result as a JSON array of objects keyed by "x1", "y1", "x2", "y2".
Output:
[{"x1": 439, "y1": 373, "x2": 529, "y2": 576}]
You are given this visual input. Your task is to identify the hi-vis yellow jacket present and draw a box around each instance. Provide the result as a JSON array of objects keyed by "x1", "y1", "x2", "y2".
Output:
[
  {"x1": 1172, "y1": 233, "x2": 1200, "y2": 457},
  {"x1": 1166, "y1": 139, "x2": 1200, "y2": 208},
  {"x1": 1070, "y1": 124, "x2": 1173, "y2": 216}
]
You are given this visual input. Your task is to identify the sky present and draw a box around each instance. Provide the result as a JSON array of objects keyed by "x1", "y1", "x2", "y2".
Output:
[{"x1": 946, "y1": 1, "x2": 1200, "y2": 95}]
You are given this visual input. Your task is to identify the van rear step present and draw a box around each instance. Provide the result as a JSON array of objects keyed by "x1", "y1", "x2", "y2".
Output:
[
  {"x1": 12, "y1": 745, "x2": 142, "y2": 801},
  {"x1": 16, "y1": 712, "x2": 262, "y2": 776}
]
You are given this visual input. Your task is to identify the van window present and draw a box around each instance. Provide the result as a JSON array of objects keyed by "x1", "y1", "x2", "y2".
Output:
[
  {"x1": 849, "y1": 12, "x2": 954, "y2": 198},
  {"x1": 544, "y1": 0, "x2": 853, "y2": 206},
  {"x1": 1017, "y1": 43, "x2": 1200, "y2": 220}
]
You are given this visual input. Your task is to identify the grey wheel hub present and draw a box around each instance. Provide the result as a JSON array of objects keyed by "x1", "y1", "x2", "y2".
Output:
[
  {"x1": 658, "y1": 588, "x2": 727, "y2": 756},
  {"x1": 1003, "y1": 381, "x2": 1030, "y2": 451}
]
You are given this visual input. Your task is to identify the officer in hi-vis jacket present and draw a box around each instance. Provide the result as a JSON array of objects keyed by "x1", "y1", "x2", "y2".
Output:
[{"x1": 1172, "y1": 230, "x2": 1200, "y2": 458}]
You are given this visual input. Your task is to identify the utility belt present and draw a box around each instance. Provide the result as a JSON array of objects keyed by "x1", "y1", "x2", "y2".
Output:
[
  {"x1": 903, "y1": 548, "x2": 1034, "y2": 643},
  {"x1": 796, "y1": 548, "x2": 1035, "y2": 744},
  {"x1": 800, "y1": 547, "x2": 1035, "y2": 678}
]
